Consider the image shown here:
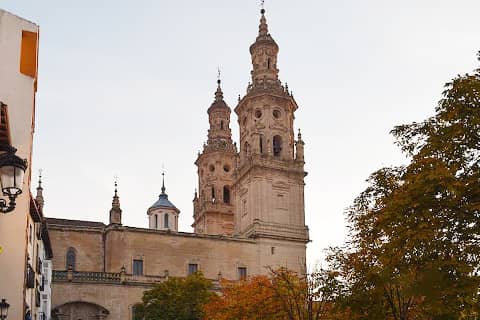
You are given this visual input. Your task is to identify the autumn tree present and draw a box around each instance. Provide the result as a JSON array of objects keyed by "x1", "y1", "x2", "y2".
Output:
[
  {"x1": 203, "y1": 268, "x2": 342, "y2": 320},
  {"x1": 203, "y1": 275, "x2": 286, "y2": 320},
  {"x1": 329, "y1": 52, "x2": 480, "y2": 319},
  {"x1": 134, "y1": 272, "x2": 214, "y2": 320}
]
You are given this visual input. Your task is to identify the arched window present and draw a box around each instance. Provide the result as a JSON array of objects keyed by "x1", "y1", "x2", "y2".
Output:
[
  {"x1": 220, "y1": 121, "x2": 224, "y2": 130},
  {"x1": 267, "y1": 58, "x2": 271, "y2": 69},
  {"x1": 154, "y1": 214, "x2": 158, "y2": 229},
  {"x1": 66, "y1": 247, "x2": 76, "y2": 271},
  {"x1": 211, "y1": 186, "x2": 216, "y2": 202},
  {"x1": 164, "y1": 213, "x2": 169, "y2": 229},
  {"x1": 273, "y1": 135, "x2": 282, "y2": 157},
  {"x1": 223, "y1": 186, "x2": 230, "y2": 204}
]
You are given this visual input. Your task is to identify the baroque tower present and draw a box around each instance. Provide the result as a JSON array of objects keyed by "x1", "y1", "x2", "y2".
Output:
[
  {"x1": 193, "y1": 80, "x2": 238, "y2": 235},
  {"x1": 232, "y1": 9, "x2": 309, "y2": 244}
]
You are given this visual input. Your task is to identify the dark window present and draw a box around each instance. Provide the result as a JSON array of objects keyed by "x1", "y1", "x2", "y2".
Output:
[
  {"x1": 220, "y1": 121, "x2": 224, "y2": 130},
  {"x1": 164, "y1": 214, "x2": 169, "y2": 229},
  {"x1": 267, "y1": 58, "x2": 271, "y2": 69},
  {"x1": 259, "y1": 135, "x2": 265, "y2": 154},
  {"x1": 273, "y1": 135, "x2": 282, "y2": 157},
  {"x1": 154, "y1": 214, "x2": 158, "y2": 229},
  {"x1": 188, "y1": 263, "x2": 198, "y2": 275},
  {"x1": 211, "y1": 186, "x2": 216, "y2": 202},
  {"x1": 26, "y1": 264, "x2": 35, "y2": 288},
  {"x1": 223, "y1": 186, "x2": 230, "y2": 204},
  {"x1": 66, "y1": 248, "x2": 76, "y2": 271},
  {"x1": 133, "y1": 259, "x2": 143, "y2": 276},
  {"x1": 238, "y1": 267, "x2": 247, "y2": 280}
]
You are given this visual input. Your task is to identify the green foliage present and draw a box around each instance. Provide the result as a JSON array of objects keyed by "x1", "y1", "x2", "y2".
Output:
[
  {"x1": 134, "y1": 272, "x2": 214, "y2": 320},
  {"x1": 329, "y1": 51, "x2": 480, "y2": 320}
]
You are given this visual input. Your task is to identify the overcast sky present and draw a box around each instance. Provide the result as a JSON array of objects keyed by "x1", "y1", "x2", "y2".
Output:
[{"x1": 2, "y1": 0, "x2": 479, "y2": 267}]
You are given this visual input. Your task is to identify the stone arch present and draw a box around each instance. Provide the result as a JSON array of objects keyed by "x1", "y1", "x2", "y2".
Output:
[{"x1": 52, "y1": 301, "x2": 109, "y2": 320}]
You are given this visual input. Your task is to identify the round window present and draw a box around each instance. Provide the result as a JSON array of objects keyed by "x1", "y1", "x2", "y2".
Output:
[
  {"x1": 255, "y1": 109, "x2": 262, "y2": 118},
  {"x1": 273, "y1": 109, "x2": 281, "y2": 119},
  {"x1": 223, "y1": 164, "x2": 231, "y2": 172},
  {"x1": 209, "y1": 164, "x2": 215, "y2": 172}
]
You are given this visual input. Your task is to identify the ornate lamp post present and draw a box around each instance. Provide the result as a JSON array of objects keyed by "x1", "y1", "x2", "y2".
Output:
[
  {"x1": 0, "y1": 146, "x2": 28, "y2": 213},
  {"x1": 0, "y1": 298, "x2": 9, "y2": 319}
]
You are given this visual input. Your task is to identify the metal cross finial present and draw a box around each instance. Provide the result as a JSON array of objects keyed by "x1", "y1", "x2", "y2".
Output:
[
  {"x1": 217, "y1": 67, "x2": 221, "y2": 85},
  {"x1": 261, "y1": 0, "x2": 265, "y2": 10}
]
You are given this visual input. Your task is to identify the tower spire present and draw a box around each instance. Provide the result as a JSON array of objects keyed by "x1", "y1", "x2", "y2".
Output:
[
  {"x1": 259, "y1": 3, "x2": 268, "y2": 37},
  {"x1": 161, "y1": 171, "x2": 166, "y2": 195},
  {"x1": 109, "y1": 178, "x2": 122, "y2": 225},
  {"x1": 36, "y1": 169, "x2": 44, "y2": 211}
]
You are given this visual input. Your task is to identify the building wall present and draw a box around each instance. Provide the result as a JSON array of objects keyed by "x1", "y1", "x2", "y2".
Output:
[
  {"x1": 0, "y1": 9, "x2": 38, "y2": 320},
  {"x1": 49, "y1": 227, "x2": 104, "y2": 272},
  {"x1": 47, "y1": 224, "x2": 306, "y2": 319},
  {"x1": 51, "y1": 282, "x2": 145, "y2": 319}
]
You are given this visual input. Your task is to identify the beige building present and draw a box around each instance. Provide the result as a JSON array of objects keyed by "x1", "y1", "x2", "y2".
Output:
[
  {"x1": 47, "y1": 9, "x2": 309, "y2": 319},
  {"x1": 0, "y1": 9, "x2": 53, "y2": 320}
]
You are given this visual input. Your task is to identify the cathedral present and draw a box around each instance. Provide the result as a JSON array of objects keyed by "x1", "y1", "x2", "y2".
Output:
[{"x1": 47, "y1": 8, "x2": 310, "y2": 319}]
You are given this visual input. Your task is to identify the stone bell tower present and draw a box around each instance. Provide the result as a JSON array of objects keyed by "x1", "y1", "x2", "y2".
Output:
[
  {"x1": 233, "y1": 9, "x2": 309, "y2": 242},
  {"x1": 192, "y1": 80, "x2": 238, "y2": 235}
]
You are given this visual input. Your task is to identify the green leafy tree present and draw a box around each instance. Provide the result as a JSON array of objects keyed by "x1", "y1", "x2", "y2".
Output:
[
  {"x1": 329, "y1": 52, "x2": 480, "y2": 320},
  {"x1": 134, "y1": 272, "x2": 214, "y2": 320}
]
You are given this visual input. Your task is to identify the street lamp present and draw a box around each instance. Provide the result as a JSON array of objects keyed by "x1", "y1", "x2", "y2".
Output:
[
  {"x1": 0, "y1": 298, "x2": 9, "y2": 319},
  {"x1": 0, "y1": 146, "x2": 28, "y2": 213}
]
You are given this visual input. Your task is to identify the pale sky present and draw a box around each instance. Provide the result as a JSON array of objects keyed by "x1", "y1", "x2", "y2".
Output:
[{"x1": 2, "y1": 0, "x2": 479, "y2": 267}]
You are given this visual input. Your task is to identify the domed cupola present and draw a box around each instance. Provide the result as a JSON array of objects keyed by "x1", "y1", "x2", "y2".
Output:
[{"x1": 147, "y1": 173, "x2": 180, "y2": 231}]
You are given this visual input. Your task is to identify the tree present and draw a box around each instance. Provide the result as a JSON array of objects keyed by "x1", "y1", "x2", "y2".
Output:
[
  {"x1": 203, "y1": 275, "x2": 286, "y2": 320},
  {"x1": 329, "y1": 52, "x2": 480, "y2": 319},
  {"x1": 203, "y1": 268, "x2": 342, "y2": 320},
  {"x1": 134, "y1": 272, "x2": 214, "y2": 320}
]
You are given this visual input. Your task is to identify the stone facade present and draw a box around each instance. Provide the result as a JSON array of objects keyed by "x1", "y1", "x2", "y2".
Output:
[{"x1": 47, "y1": 9, "x2": 310, "y2": 320}]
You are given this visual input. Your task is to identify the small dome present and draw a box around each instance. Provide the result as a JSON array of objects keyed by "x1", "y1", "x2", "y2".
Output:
[{"x1": 150, "y1": 193, "x2": 177, "y2": 210}]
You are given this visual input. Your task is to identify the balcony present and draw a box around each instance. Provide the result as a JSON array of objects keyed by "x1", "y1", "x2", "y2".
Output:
[{"x1": 52, "y1": 270, "x2": 220, "y2": 290}]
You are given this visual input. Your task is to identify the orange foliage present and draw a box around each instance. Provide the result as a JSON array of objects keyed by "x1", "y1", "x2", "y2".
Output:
[{"x1": 203, "y1": 275, "x2": 287, "y2": 320}]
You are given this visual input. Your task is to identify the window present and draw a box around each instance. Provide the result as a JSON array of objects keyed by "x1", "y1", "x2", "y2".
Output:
[
  {"x1": 273, "y1": 135, "x2": 282, "y2": 157},
  {"x1": 66, "y1": 248, "x2": 76, "y2": 271},
  {"x1": 220, "y1": 121, "x2": 224, "y2": 130},
  {"x1": 29, "y1": 224, "x2": 33, "y2": 243},
  {"x1": 188, "y1": 263, "x2": 198, "y2": 275},
  {"x1": 267, "y1": 58, "x2": 271, "y2": 69},
  {"x1": 211, "y1": 186, "x2": 216, "y2": 202},
  {"x1": 154, "y1": 214, "x2": 158, "y2": 229},
  {"x1": 164, "y1": 213, "x2": 169, "y2": 229},
  {"x1": 20, "y1": 31, "x2": 38, "y2": 78},
  {"x1": 271, "y1": 246, "x2": 276, "y2": 255},
  {"x1": 133, "y1": 259, "x2": 143, "y2": 276},
  {"x1": 259, "y1": 135, "x2": 265, "y2": 154},
  {"x1": 238, "y1": 267, "x2": 247, "y2": 280},
  {"x1": 223, "y1": 186, "x2": 230, "y2": 204}
]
